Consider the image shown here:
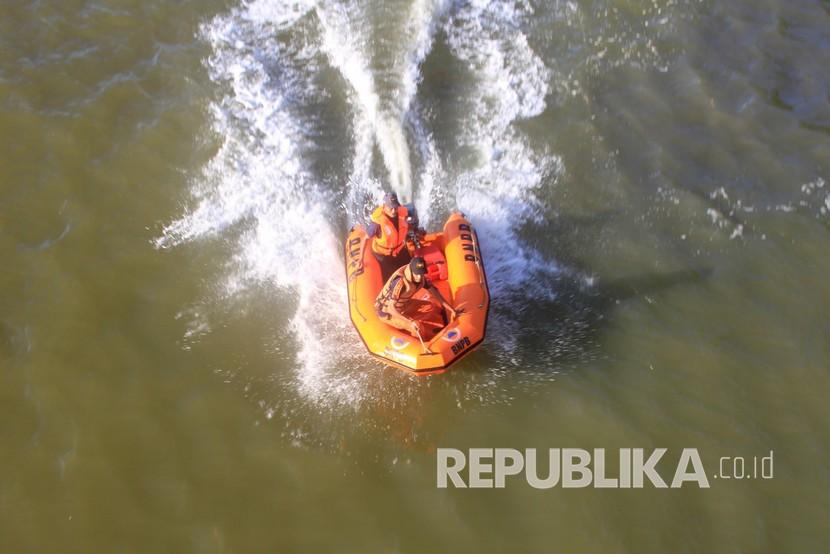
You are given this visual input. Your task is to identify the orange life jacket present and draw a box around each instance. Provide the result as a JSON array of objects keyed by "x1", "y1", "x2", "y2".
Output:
[{"x1": 370, "y1": 205, "x2": 410, "y2": 256}]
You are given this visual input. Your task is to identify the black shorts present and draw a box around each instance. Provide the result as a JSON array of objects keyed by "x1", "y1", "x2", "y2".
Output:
[{"x1": 373, "y1": 248, "x2": 412, "y2": 282}]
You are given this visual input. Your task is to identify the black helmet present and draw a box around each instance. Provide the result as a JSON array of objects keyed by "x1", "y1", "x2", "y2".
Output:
[
  {"x1": 409, "y1": 257, "x2": 427, "y2": 276},
  {"x1": 383, "y1": 192, "x2": 400, "y2": 209}
]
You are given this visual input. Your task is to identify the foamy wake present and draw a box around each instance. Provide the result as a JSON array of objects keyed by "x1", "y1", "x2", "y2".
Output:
[
  {"x1": 432, "y1": 0, "x2": 563, "y2": 358},
  {"x1": 158, "y1": 0, "x2": 567, "y2": 407},
  {"x1": 316, "y1": 0, "x2": 451, "y2": 203}
]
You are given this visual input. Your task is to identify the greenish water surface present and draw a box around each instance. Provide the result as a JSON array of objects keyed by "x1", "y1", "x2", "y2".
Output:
[{"x1": 1, "y1": 0, "x2": 829, "y2": 551}]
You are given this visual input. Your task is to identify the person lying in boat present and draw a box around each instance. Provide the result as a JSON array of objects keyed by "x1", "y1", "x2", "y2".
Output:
[
  {"x1": 375, "y1": 257, "x2": 459, "y2": 337},
  {"x1": 367, "y1": 192, "x2": 422, "y2": 280}
]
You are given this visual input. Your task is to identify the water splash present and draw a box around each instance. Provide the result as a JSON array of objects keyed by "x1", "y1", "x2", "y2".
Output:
[
  {"x1": 158, "y1": 0, "x2": 569, "y2": 410},
  {"x1": 317, "y1": 0, "x2": 449, "y2": 201}
]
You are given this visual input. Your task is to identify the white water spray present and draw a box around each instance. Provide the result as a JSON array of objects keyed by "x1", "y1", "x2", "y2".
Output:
[{"x1": 158, "y1": 0, "x2": 564, "y2": 406}]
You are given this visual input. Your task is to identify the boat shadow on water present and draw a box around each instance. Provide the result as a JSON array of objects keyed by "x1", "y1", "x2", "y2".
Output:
[
  {"x1": 491, "y1": 266, "x2": 713, "y2": 376},
  {"x1": 472, "y1": 210, "x2": 714, "y2": 377}
]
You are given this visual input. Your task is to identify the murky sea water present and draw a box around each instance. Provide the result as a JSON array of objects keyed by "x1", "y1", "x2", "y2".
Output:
[{"x1": 2, "y1": 0, "x2": 829, "y2": 550}]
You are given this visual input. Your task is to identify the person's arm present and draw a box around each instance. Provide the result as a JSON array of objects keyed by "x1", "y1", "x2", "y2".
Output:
[
  {"x1": 367, "y1": 206, "x2": 384, "y2": 238},
  {"x1": 386, "y1": 304, "x2": 420, "y2": 333},
  {"x1": 426, "y1": 283, "x2": 459, "y2": 320}
]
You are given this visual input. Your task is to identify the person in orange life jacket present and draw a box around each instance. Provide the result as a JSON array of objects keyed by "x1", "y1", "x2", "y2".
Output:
[
  {"x1": 375, "y1": 257, "x2": 459, "y2": 337},
  {"x1": 366, "y1": 192, "x2": 422, "y2": 281}
]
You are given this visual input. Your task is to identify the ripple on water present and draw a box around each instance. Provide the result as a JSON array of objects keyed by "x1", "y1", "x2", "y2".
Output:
[{"x1": 1, "y1": 322, "x2": 33, "y2": 361}]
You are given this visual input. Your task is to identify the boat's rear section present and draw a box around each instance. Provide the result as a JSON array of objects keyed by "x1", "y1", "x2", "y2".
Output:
[{"x1": 345, "y1": 212, "x2": 490, "y2": 374}]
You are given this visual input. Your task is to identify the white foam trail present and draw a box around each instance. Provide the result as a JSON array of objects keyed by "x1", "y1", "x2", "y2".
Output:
[
  {"x1": 156, "y1": 0, "x2": 457, "y2": 407},
  {"x1": 439, "y1": 0, "x2": 562, "y2": 359},
  {"x1": 156, "y1": 0, "x2": 370, "y2": 405},
  {"x1": 315, "y1": 2, "x2": 382, "y2": 205},
  {"x1": 445, "y1": 0, "x2": 550, "y2": 144},
  {"x1": 317, "y1": 0, "x2": 449, "y2": 201},
  {"x1": 159, "y1": 0, "x2": 568, "y2": 408}
]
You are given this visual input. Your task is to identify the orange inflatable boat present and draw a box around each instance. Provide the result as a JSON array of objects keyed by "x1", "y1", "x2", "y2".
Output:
[{"x1": 345, "y1": 212, "x2": 490, "y2": 374}]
